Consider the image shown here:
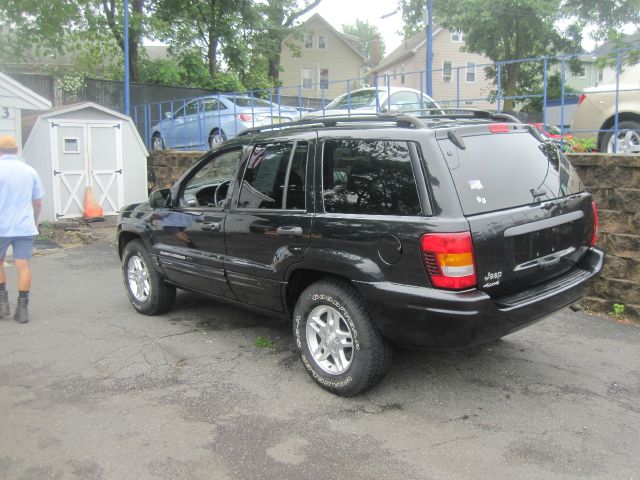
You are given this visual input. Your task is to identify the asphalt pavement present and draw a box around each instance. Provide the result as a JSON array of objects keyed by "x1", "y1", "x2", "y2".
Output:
[{"x1": 0, "y1": 237, "x2": 638, "y2": 480}]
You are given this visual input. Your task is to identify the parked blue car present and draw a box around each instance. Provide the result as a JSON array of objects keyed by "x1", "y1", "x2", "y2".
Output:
[{"x1": 151, "y1": 95, "x2": 301, "y2": 150}]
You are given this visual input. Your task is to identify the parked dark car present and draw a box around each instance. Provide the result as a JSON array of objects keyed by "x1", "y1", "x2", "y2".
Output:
[{"x1": 117, "y1": 112, "x2": 604, "y2": 397}]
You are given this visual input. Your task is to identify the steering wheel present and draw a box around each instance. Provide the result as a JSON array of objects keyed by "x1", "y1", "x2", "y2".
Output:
[{"x1": 213, "y1": 180, "x2": 231, "y2": 207}]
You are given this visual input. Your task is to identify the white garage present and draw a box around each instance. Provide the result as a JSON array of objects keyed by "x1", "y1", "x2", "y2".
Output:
[
  {"x1": 0, "y1": 71, "x2": 51, "y2": 147},
  {"x1": 23, "y1": 102, "x2": 149, "y2": 222}
]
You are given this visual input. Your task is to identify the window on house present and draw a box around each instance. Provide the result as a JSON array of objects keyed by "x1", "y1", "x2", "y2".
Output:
[
  {"x1": 302, "y1": 68, "x2": 313, "y2": 89},
  {"x1": 443, "y1": 61, "x2": 452, "y2": 82},
  {"x1": 451, "y1": 31, "x2": 465, "y2": 42},
  {"x1": 320, "y1": 69, "x2": 329, "y2": 89},
  {"x1": 576, "y1": 65, "x2": 587, "y2": 78},
  {"x1": 466, "y1": 62, "x2": 476, "y2": 83},
  {"x1": 304, "y1": 33, "x2": 313, "y2": 49},
  {"x1": 318, "y1": 35, "x2": 326, "y2": 50}
]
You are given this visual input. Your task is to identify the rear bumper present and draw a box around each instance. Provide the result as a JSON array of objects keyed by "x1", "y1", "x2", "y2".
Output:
[{"x1": 354, "y1": 247, "x2": 605, "y2": 349}]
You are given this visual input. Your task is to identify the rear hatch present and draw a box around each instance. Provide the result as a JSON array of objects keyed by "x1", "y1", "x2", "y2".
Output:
[{"x1": 438, "y1": 124, "x2": 595, "y2": 297}]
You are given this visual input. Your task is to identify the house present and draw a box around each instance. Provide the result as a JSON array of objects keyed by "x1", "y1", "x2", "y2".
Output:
[
  {"x1": 0, "y1": 71, "x2": 51, "y2": 149},
  {"x1": 370, "y1": 28, "x2": 495, "y2": 109},
  {"x1": 279, "y1": 14, "x2": 367, "y2": 100},
  {"x1": 592, "y1": 31, "x2": 640, "y2": 84}
]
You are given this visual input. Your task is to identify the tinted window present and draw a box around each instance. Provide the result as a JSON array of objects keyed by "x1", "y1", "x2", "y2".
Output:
[
  {"x1": 228, "y1": 97, "x2": 274, "y2": 108},
  {"x1": 238, "y1": 142, "x2": 307, "y2": 210},
  {"x1": 322, "y1": 140, "x2": 422, "y2": 215},
  {"x1": 441, "y1": 132, "x2": 585, "y2": 216}
]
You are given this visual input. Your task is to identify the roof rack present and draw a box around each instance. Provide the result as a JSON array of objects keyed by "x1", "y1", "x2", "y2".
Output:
[
  {"x1": 400, "y1": 108, "x2": 521, "y2": 123},
  {"x1": 237, "y1": 113, "x2": 426, "y2": 136}
]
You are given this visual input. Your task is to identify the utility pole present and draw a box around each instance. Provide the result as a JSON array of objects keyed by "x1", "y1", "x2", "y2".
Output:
[
  {"x1": 426, "y1": 0, "x2": 433, "y2": 97},
  {"x1": 124, "y1": 0, "x2": 130, "y2": 115}
]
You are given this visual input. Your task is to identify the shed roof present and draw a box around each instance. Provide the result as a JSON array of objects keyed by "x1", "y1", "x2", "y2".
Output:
[
  {"x1": 0, "y1": 71, "x2": 52, "y2": 110},
  {"x1": 34, "y1": 102, "x2": 148, "y2": 156}
]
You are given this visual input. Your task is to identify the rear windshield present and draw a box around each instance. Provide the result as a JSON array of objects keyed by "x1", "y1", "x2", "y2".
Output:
[{"x1": 440, "y1": 132, "x2": 584, "y2": 215}]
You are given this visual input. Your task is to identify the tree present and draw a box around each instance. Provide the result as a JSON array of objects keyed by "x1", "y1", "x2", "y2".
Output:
[
  {"x1": 563, "y1": 0, "x2": 640, "y2": 41},
  {"x1": 342, "y1": 20, "x2": 386, "y2": 71},
  {"x1": 399, "y1": 0, "x2": 581, "y2": 110},
  {"x1": 254, "y1": 0, "x2": 323, "y2": 83}
]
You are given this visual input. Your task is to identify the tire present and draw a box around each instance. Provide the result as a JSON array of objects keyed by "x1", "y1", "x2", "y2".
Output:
[
  {"x1": 122, "y1": 239, "x2": 176, "y2": 315},
  {"x1": 600, "y1": 120, "x2": 640, "y2": 153},
  {"x1": 293, "y1": 280, "x2": 392, "y2": 397},
  {"x1": 208, "y1": 129, "x2": 226, "y2": 149},
  {"x1": 151, "y1": 133, "x2": 165, "y2": 151}
]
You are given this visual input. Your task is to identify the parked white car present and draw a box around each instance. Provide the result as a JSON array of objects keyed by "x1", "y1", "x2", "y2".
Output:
[
  {"x1": 304, "y1": 87, "x2": 441, "y2": 118},
  {"x1": 570, "y1": 64, "x2": 640, "y2": 153}
]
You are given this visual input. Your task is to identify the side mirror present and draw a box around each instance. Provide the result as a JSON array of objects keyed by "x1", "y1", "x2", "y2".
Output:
[
  {"x1": 164, "y1": 112, "x2": 173, "y2": 120},
  {"x1": 149, "y1": 188, "x2": 172, "y2": 208}
]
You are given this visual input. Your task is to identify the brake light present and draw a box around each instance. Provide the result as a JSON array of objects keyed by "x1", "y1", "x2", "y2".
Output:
[
  {"x1": 489, "y1": 123, "x2": 510, "y2": 133},
  {"x1": 578, "y1": 94, "x2": 586, "y2": 106},
  {"x1": 591, "y1": 201, "x2": 598, "y2": 246},
  {"x1": 236, "y1": 114, "x2": 253, "y2": 122},
  {"x1": 421, "y1": 232, "x2": 477, "y2": 290}
]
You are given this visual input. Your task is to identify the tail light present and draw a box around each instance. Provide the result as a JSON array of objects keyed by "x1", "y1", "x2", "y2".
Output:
[
  {"x1": 421, "y1": 232, "x2": 477, "y2": 290},
  {"x1": 578, "y1": 94, "x2": 586, "y2": 106},
  {"x1": 591, "y1": 201, "x2": 598, "y2": 246},
  {"x1": 236, "y1": 114, "x2": 253, "y2": 122}
]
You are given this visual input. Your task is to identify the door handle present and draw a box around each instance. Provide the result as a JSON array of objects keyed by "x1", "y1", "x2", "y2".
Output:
[
  {"x1": 202, "y1": 222, "x2": 220, "y2": 231},
  {"x1": 276, "y1": 226, "x2": 303, "y2": 237}
]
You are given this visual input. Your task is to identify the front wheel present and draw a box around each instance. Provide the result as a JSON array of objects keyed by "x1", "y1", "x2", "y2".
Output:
[
  {"x1": 293, "y1": 280, "x2": 392, "y2": 397},
  {"x1": 122, "y1": 239, "x2": 176, "y2": 315},
  {"x1": 601, "y1": 120, "x2": 640, "y2": 153}
]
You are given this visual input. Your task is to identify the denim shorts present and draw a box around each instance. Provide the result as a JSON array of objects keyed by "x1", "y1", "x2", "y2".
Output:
[{"x1": 0, "y1": 236, "x2": 36, "y2": 260}]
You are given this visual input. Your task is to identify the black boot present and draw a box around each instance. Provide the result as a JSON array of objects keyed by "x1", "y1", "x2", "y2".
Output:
[
  {"x1": 0, "y1": 291, "x2": 9, "y2": 318},
  {"x1": 14, "y1": 297, "x2": 29, "y2": 324}
]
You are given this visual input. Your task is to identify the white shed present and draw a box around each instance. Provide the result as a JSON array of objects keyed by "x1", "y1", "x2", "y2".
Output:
[
  {"x1": 23, "y1": 102, "x2": 149, "y2": 222},
  {"x1": 0, "y1": 72, "x2": 51, "y2": 147}
]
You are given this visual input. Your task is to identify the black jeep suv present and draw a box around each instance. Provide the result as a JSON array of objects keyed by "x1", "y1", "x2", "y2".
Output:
[{"x1": 117, "y1": 112, "x2": 604, "y2": 397}]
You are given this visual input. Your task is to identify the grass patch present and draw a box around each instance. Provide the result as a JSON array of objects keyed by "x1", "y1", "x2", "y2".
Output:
[{"x1": 253, "y1": 336, "x2": 276, "y2": 349}]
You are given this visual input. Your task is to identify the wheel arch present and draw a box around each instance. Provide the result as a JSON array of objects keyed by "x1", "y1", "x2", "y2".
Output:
[{"x1": 598, "y1": 112, "x2": 640, "y2": 147}]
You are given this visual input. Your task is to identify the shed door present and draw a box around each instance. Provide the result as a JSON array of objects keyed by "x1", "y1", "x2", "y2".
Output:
[{"x1": 52, "y1": 122, "x2": 124, "y2": 219}]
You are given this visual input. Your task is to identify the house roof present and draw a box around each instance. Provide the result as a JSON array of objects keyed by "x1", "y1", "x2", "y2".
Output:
[
  {"x1": 285, "y1": 13, "x2": 367, "y2": 62},
  {"x1": 0, "y1": 71, "x2": 52, "y2": 110},
  {"x1": 592, "y1": 31, "x2": 640, "y2": 55},
  {"x1": 35, "y1": 102, "x2": 148, "y2": 156},
  {"x1": 372, "y1": 28, "x2": 443, "y2": 73}
]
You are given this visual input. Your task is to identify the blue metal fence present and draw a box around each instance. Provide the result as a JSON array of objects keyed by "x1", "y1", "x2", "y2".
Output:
[{"x1": 134, "y1": 48, "x2": 639, "y2": 154}]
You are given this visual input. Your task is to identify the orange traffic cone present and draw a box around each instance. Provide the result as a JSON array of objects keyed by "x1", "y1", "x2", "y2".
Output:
[{"x1": 83, "y1": 187, "x2": 104, "y2": 221}]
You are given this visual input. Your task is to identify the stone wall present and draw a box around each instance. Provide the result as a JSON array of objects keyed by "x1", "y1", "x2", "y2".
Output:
[
  {"x1": 568, "y1": 154, "x2": 640, "y2": 320},
  {"x1": 147, "y1": 150, "x2": 204, "y2": 192},
  {"x1": 146, "y1": 150, "x2": 640, "y2": 320}
]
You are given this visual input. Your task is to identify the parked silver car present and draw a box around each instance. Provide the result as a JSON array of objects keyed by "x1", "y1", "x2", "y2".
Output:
[{"x1": 304, "y1": 87, "x2": 441, "y2": 118}]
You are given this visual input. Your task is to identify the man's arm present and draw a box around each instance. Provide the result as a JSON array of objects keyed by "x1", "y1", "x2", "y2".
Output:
[{"x1": 33, "y1": 199, "x2": 42, "y2": 224}]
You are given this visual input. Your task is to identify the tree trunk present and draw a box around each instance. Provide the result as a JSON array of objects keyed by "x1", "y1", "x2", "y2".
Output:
[
  {"x1": 208, "y1": 34, "x2": 218, "y2": 79},
  {"x1": 268, "y1": 54, "x2": 280, "y2": 82},
  {"x1": 129, "y1": 39, "x2": 139, "y2": 82},
  {"x1": 504, "y1": 63, "x2": 520, "y2": 112}
]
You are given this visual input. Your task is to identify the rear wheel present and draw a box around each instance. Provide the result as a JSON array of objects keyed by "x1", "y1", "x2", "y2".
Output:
[
  {"x1": 122, "y1": 239, "x2": 176, "y2": 315},
  {"x1": 293, "y1": 279, "x2": 392, "y2": 397},
  {"x1": 151, "y1": 133, "x2": 165, "y2": 151},
  {"x1": 601, "y1": 120, "x2": 640, "y2": 153},
  {"x1": 208, "y1": 129, "x2": 226, "y2": 149}
]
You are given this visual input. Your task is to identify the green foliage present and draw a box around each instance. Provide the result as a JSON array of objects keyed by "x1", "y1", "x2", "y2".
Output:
[
  {"x1": 253, "y1": 336, "x2": 276, "y2": 349},
  {"x1": 342, "y1": 19, "x2": 386, "y2": 71},
  {"x1": 522, "y1": 71, "x2": 579, "y2": 113},
  {"x1": 58, "y1": 74, "x2": 87, "y2": 103},
  {"x1": 562, "y1": 137, "x2": 598, "y2": 153},
  {"x1": 611, "y1": 303, "x2": 625, "y2": 316},
  {"x1": 399, "y1": 0, "x2": 581, "y2": 111}
]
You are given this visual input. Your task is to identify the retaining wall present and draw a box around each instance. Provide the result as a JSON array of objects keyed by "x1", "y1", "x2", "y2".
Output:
[{"x1": 147, "y1": 150, "x2": 640, "y2": 320}]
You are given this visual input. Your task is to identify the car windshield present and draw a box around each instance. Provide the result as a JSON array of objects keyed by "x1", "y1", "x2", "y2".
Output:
[
  {"x1": 326, "y1": 90, "x2": 378, "y2": 109},
  {"x1": 227, "y1": 97, "x2": 276, "y2": 108}
]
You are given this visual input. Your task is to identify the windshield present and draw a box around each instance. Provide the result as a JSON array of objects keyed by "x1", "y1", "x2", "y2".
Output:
[
  {"x1": 227, "y1": 97, "x2": 275, "y2": 108},
  {"x1": 326, "y1": 90, "x2": 378, "y2": 109},
  {"x1": 440, "y1": 132, "x2": 584, "y2": 216}
]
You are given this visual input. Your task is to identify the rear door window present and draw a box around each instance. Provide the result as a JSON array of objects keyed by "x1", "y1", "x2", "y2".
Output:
[
  {"x1": 440, "y1": 132, "x2": 584, "y2": 215},
  {"x1": 322, "y1": 139, "x2": 422, "y2": 215}
]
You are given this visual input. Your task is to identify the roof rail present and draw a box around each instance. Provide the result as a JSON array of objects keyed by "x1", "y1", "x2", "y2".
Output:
[
  {"x1": 237, "y1": 113, "x2": 426, "y2": 136},
  {"x1": 400, "y1": 108, "x2": 522, "y2": 123}
]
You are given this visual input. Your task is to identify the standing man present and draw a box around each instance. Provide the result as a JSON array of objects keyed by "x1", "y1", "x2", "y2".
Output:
[{"x1": 0, "y1": 135, "x2": 44, "y2": 323}]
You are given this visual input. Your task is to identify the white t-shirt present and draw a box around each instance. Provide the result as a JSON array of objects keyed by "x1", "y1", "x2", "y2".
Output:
[{"x1": 0, "y1": 154, "x2": 45, "y2": 237}]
